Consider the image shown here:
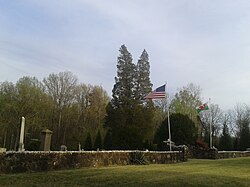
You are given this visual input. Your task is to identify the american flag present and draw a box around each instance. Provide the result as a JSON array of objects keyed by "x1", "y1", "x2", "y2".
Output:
[{"x1": 144, "y1": 84, "x2": 166, "y2": 99}]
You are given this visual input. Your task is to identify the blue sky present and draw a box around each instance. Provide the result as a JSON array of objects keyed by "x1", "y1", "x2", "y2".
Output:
[{"x1": 1, "y1": 0, "x2": 250, "y2": 110}]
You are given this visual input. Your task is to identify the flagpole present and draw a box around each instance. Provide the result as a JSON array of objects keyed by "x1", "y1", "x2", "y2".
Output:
[
  {"x1": 165, "y1": 82, "x2": 172, "y2": 152},
  {"x1": 209, "y1": 98, "x2": 212, "y2": 149},
  {"x1": 167, "y1": 109, "x2": 172, "y2": 152}
]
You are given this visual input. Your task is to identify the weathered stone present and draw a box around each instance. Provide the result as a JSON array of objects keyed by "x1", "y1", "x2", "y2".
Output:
[
  {"x1": 40, "y1": 129, "x2": 53, "y2": 151},
  {"x1": 0, "y1": 148, "x2": 6, "y2": 153},
  {"x1": 18, "y1": 117, "x2": 25, "y2": 152},
  {"x1": 0, "y1": 150, "x2": 187, "y2": 173}
]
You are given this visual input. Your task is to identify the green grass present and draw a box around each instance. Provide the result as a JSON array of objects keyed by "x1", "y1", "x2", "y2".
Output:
[{"x1": 0, "y1": 157, "x2": 250, "y2": 187}]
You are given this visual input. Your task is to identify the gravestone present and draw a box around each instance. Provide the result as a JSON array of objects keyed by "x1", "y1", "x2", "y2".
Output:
[
  {"x1": 40, "y1": 129, "x2": 53, "y2": 151},
  {"x1": 18, "y1": 117, "x2": 25, "y2": 152},
  {"x1": 60, "y1": 145, "x2": 67, "y2": 151},
  {"x1": 0, "y1": 147, "x2": 6, "y2": 153}
]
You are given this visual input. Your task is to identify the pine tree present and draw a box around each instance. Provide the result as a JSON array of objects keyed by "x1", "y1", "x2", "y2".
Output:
[
  {"x1": 239, "y1": 119, "x2": 250, "y2": 151},
  {"x1": 104, "y1": 45, "x2": 155, "y2": 150},
  {"x1": 103, "y1": 129, "x2": 113, "y2": 150},
  {"x1": 94, "y1": 130, "x2": 102, "y2": 150},
  {"x1": 154, "y1": 113, "x2": 197, "y2": 150},
  {"x1": 135, "y1": 50, "x2": 155, "y2": 144},
  {"x1": 233, "y1": 137, "x2": 239, "y2": 151},
  {"x1": 135, "y1": 49, "x2": 152, "y2": 101},
  {"x1": 106, "y1": 45, "x2": 139, "y2": 149},
  {"x1": 84, "y1": 133, "x2": 92, "y2": 151},
  {"x1": 219, "y1": 122, "x2": 233, "y2": 151},
  {"x1": 112, "y1": 44, "x2": 136, "y2": 108}
]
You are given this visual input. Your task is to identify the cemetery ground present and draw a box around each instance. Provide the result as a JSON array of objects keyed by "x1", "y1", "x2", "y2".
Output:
[{"x1": 0, "y1": 157, "x2": 249, "y2": 187}]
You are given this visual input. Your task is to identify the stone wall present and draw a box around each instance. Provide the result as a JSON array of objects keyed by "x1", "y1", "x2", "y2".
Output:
[
  {"x1": 190, "y1": 147, "x2": 250, "y2": 159},
  {"x1": 0, "y1": 150, "x2": 187, "y2": 173},
  {"x1": 189, "y1": 147, "x2": 218, "y2": 159},
  {"x1": 218, "y1": 151, "x2": 250, "y2": 159}
]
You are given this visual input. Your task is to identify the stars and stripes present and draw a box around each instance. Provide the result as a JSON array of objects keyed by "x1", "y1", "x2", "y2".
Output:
[{"x1": 144, "y1": 84, "x2": 166, "y2": 99}]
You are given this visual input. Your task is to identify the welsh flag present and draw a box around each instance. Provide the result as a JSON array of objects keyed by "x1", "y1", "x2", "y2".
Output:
[{"x1": 196, "y1": 103, "x2": 209, "y2": 113}]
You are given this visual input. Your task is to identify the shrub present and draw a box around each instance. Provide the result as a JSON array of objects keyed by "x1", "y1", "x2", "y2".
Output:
[
  {"x1": 130, "y1": 151, "x2": 149, "y2": 165},
  {"x1": 196, "y1": 140, "x2": 208, "y2": 150}
]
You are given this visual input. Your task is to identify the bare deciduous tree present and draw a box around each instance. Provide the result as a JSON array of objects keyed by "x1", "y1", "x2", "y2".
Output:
[{"x1": 43, "y1": 71, "x2": 78, "y2": 147}]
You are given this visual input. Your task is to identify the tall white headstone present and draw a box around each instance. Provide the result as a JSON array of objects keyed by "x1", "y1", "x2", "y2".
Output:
[{"x1": 18, "y1": 117, "x2": 25, "y2": 152}]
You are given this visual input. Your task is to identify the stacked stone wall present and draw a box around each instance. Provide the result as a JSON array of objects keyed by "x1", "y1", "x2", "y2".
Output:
[
  {"x1": 0, "y1": 150, "x2": 187, "y2": 173},
  {"x1": 218, "y1": 151, "x2": 250, "y2": 159}
]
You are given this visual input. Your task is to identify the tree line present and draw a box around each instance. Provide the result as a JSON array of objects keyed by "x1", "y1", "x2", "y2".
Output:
[
  {"x1": 0, "y1": 44, "x2": 249, "y2": 151},
  {"x1": 0, "y1": 72, "x2": 109, "y2": 150}
]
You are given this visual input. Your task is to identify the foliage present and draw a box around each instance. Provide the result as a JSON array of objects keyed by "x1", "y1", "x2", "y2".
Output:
[
  {"x1": 170, "y1": 83, "x2": 203, "y2": 140},
  {"x1": 170, "y1": 113, "x2": 198, "y2": 145},
  {"x1": 26, "y1": 139, "x2": 40, "y2": 151},
  {"x1": 239, "y1": 119, "x2": 250, "y2": 151},
  {"x1": 219, "y1": 122, "x2": 233, "y2": 151},
  {"x1": 0, "y1": 72, "x2": 108, "y2": 151},
  {"x1": 43, "y1": 71, "x2": 78, "y2": 148},
  {"x1": 94, "y1": 129, "x2": 102, "y2": 150},
  {"x1": 104, "y1": 45, "x2": 155, "y2": 150},
  {"x1": 199, "y1": 103, "x2": 223, "y2": 146},
  {"x1": 171, "y1": 83, "x2": 202, "y2": 121},
  {"x1": 195, "y1": 139, "x2": 209, "y2": 150},
  {"x1": 135, "y1": 49, "x2": 152, "y2": 101},
  {"x1": 1, "y1": 47, "x2": 249, "y2": 152},
  {"x1": 0, "y1": 77, "x2": 52, "y2": 150},
  {"x1": 112, "y1": 44, "x2": 135, "y2": 108},
  {"x1": 154, "y1": 113, "x2": 197, "y2": 150},
  {"x1": 233, "y1": 104, "x2": 250, "y2": 150},
  {"x1": 130, "y1": 151, "x2": 149, "y2": 165},
  {"x1": 233, "y1": 137, "x2": 239, "y2": 151},
  {"x1": 103, "y1": 129, "x2": 112, "y2": 150},
  {"x1": 84, "y1": 132, "x2": 93, "y2": 151}
]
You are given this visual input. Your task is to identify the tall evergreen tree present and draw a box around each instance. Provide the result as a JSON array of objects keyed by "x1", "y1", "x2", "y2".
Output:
[
  {"x1": 84, "y1": 132, "x2": 92, "y2": 151},
  {"x1": 135, "y1": 49, "x2": 155, "y2": 144},
  {"x1": 105, "y1": 45, "x2": 155, "y2": 150},
  {"x1": 154, "y1": 113, "x2": 197, "y2": 150},
  {"x1": 112, "y1": 45, "x2": 136, "y2": 108},
  {"x1": 135, "y1": 49, "x2": 152, "y2": 101},
  {"x1": 219, "y1": 122, "x2": 233, "y2": 151},
  {"x1": 106, "y1": 45, "x2": 140, "y2": 149},
  {"x1": 239, "y1": 119, "x2": 250, "y2": 151},
  {"x1": 94, "y1": 129, "x2": 102, "y2": 150},
  {"x1": 103, "y1": 128, "x2": 112, "y2": 150}
]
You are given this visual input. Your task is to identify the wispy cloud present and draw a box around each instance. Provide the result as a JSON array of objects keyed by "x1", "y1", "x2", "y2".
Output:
[{"x1": 1, "y1": 0, "x2": 250, "y2": 109}]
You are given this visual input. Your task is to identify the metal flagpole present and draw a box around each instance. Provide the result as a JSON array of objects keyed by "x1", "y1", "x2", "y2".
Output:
[
  {"x1": 209, "y1": 98, "x2": 212, "y2": 149},
  {"x1": 167, "y1": 109, "x2": 172, "y2": 151},
  {"x1": 165, "y1": 83, "x2": 172, "y2": 152}
]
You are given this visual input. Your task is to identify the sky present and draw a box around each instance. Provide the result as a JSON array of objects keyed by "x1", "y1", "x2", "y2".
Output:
[{"x1": 1, "y1": 0, "x2": 250, "y2": 110}]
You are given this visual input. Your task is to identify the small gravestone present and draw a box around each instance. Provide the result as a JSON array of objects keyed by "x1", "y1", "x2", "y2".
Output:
[
  {"x1": 40, "y1": 129, "x2": 52, "y2": 151},
  {"x1": 0, "y1": 147, "x2": 6, "y2": 153},
  {"x1": 78, "y1": 143, "x2": 81, "y2": 151},
  {"x1": 60, "y1": 145, "x2": 67, "y2": 151}
]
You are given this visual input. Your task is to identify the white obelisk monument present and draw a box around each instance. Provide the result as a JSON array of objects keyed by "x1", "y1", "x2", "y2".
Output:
[{"x1": 18, "y1": 117, "x2": 25, "y2": 152}]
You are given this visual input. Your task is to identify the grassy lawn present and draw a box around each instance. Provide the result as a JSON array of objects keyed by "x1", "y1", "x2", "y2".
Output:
[{"x1": 0, "y1": 157, "x2": 249, "y2": 187}]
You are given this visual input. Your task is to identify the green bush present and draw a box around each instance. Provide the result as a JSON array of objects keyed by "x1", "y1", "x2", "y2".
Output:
[
  {"x1": 130, "y1": 151, "x2": 149, "y2": 165},
  {"x1": 27, "y1": 139, "x2": 40, "y2": 151}
]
